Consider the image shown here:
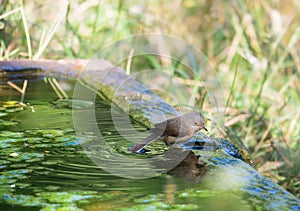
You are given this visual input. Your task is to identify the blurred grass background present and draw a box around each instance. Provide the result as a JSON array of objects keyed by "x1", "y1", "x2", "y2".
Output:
[{"x1": 0, "y1": 0, "x2": 299, "y2": 196}]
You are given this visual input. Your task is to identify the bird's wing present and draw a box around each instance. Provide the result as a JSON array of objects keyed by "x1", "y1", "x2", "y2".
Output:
[{"x1": 153, "y1": 121, "x2": 167, "y2": 131}]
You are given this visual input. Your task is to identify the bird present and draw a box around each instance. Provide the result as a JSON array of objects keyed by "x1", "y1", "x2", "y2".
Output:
[{"x1": 128, "y1": 112, "x2": 207, "y2": 153}]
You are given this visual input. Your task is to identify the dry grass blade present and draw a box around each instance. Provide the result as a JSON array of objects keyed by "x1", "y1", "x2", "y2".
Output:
[
  {"x1": 51, "y1": 78, "x2": 68, "y2": 99},
  {"x1": 287, "y1": 112, "x2": 300, "y2": 140},
  {"x1": 271, "y1": 141, "x2": 293, "y2": 167},
  {"x1": 7, "y1": 81, "x2": 23, "y2": 93},
  {"x1": 20, "y1": 3, "x2": 32, "y2": 59},
  {"x1": 33, "y1": 1, "x2": 69, "y2": 59},
  {"x1": 21, "y1": 80, "x2": 28, "y2": 102},
  {"x1": 225, "y1": 12, "x2": 243, "y2": 69},
  {"x1": 0, "y1": 7, "x2": 21, "y2": 20},
  {"x1": 48, "y1": 78, "x2": 63, "y2": 99},
  {"x1": 7, "y1": 80, "x2": 28, "y2": 103},
  {"x1": 126, "y1": 49, "x2": 134, "y2": 75},
  {"x1": 254, "y1": 122, "x2": 272, "y2": 154},
  {"x1": 224, "y1": 113, "x2": 252, "y2": 127}
]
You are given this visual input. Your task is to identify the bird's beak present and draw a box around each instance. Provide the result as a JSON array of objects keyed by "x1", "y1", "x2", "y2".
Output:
[{"x1": 203, "y1": 127, "x2": 208, "y2": 132}]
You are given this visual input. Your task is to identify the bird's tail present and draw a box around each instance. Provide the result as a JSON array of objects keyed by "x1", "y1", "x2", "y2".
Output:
[{"x1": 128, "y1": 133, "x2": 160, "y2": 153}]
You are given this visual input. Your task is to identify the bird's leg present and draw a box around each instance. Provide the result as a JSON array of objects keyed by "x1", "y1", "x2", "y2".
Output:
[{"x1": 169, "y1": 134, "x2": 195, "y2": 148}]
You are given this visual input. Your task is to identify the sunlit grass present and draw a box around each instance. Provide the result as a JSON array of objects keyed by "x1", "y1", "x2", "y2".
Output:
[{"x1": 0, "y1": 0, "x2": 299, "y2": 196}]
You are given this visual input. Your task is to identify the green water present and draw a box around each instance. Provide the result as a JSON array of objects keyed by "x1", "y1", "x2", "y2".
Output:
[
  {"x1": 1, "y1": 79, "x2": 299, "y2": 211},
  {"x1": 0, "y1": 80, "x2": 218, "y2": 211}
]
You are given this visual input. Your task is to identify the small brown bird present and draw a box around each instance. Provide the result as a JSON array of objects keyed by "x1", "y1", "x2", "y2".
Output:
[{"x1": 129, "y1": 112, "x2": 207, "y2": 153}]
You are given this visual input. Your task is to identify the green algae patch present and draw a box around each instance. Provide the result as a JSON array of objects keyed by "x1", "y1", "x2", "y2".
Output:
[
  {"x1": 0, "y1": 128, "x2": 101, "y2": 210},
  {"x1": 26, "y1": 129, "x2": 65, "y2": 138},
  {"x1": 116, "y1": 202, "x2": 170, "y2": 211},
  {"x1": 0, "y1": 119, "x2": 19, "y2": 126},
  {"x1": 40, "y1": 205, "x2": 84, "y2": 211},
  {"x1": 3, "y1": 194, "x2": 43, "y2": 207},
  {"x1": 7, "y1": 152, "x2": 44, "y2": 163},
  {"x1": 116, "y1": 189, "x2": 251, "y2": 211},
  {"x1": 38, "y1": 191, "x2": 96, "y2": 204},
  {"x1": 0, "y1": 131, "x2": 23, "y2": 138}
]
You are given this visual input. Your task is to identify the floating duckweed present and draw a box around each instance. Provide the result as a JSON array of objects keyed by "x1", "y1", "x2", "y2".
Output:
[
  {"x1": 45, "y1": 186, "x2": 60, "y2": 191},
  {"x1": 39, "y1": 191, "x2": 95, "y2": 204},
  {"x1": 9, "y1": 163, "x2": 28, "y2": 168},
  {"x1": 3, "y1": 169, "x2": 32, "y2": 176},
  {"x1": 0, "y1": 119, "x2": 19, "y2": 126},
  {"x1": 63, "y1": 139, "x2": 81, "y2": 146},
  {"x1": 9, "y1": 152, "x2": 20, "y2": 157},
  {"x1": 2, "y1": 138, "x2": 23, "y2": 146},
  {"x1": 25, "y1": 137, "x2": 44, "y2": 143},
  {"x1": 2, "y1": 101, "x2": 19, "y2": 107},
  {"x1": 56, "y1": 137, "x2": 73, "y2": 142},
  {"x1": 0, "y1": 176, "x2": 17, "y2": 185},
  {"x1": 88, "y1": 183, "x2": 107, "y2": 188},
  {"x1": 42, "y1": 130, "x2": 64, "y2": 138},
  {"x1": 41, "y1": 161, "x2": 59, "y2": 165},
  {"x1": 171, "y1": 204, "x2": 200, "y2": 210},
  {"x1": 27, "y1": 166, "x2": 48, "y2": 171},
  {"x1": 0, "y1": 112, "x2": 8, "y2": 117},
  {"x1": 0, "y1": 131, "x2": 23, "y2": 138},
  {"x1": 133, "y1": 194, "x2": 163, "y2": 203},
  {"x1": 25, "y1": 130, "x2": 64, "y2": 138},
  {"x1": 40, "y1": 205, "x2": 84, "y2": 211},
  {"x1": 0, "y1": 165, "x2": 7, "y2": 170},
  {"x1": 7, "y1": 153, "x2": 44, "y2": 162},
  {"x1": 5, "y1": 107, "x2": 24, "y2": 113},
  {"x1": 117, "y1": 201, "x2": 170, "y2": 211},
  {"x1": 63, "y1": 128, "x2": 74, "y2": 133},
  {"x1": 0, "y1": 159, "x2": 11, "y2": 165},
  {"x1": 16, "y1": 183, "x2": 31, "y2": 189},
  {"x1": 177, "y1": 189, "x2": 215, "y2": 198},
  {"x1": 4, "y1": 193, "x2": 44, "y2": 207},
  {"x1": 1, "y1": 142, "x2": 13, "y2": 149}
]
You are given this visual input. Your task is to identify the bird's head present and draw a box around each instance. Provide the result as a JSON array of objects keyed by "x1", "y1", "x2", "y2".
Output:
[{"x1": 188, "y1": 112, "x2": 208, "y2": 132}]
